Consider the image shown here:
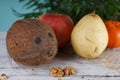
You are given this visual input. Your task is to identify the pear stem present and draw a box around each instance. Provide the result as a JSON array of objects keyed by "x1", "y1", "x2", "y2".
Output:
[
  {"x1": 93, "y1": 10, "x2": 96, "y2": 14},
  {"x1": 91, "y1": 10, "x2": 96, "y2": 16}
]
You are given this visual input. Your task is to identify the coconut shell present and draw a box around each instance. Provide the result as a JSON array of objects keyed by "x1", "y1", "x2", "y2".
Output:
[{"x1": 6, "y1": 19, "x2": 58, "y2": 66}]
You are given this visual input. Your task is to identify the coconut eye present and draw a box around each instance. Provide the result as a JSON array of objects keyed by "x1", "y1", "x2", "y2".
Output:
[
  {"x1": 48, "y1": 32, "x2": 53, "y2": 38},
  {"x1": 35, "y1": 37, "x2": 41, "y2": 44},
  {"x1": 47, "y1": 47, "x2": 54, "y2": 57}
]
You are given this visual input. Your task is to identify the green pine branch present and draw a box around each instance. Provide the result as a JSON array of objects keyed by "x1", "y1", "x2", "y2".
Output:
[{"x1": 13, "y1": 0, "x2": 120, "y2": 23}]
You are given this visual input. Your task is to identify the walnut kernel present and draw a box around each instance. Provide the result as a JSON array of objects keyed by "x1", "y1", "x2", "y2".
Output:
[
  {"x1": 50, "y1": 67, "x2": 64, "y2": 77},
  {"x1": 0, "y1": 74, "x2": 7, "y2": 80},
  {"x1": 49, "y1": 66, "x2": 76, "y2": 77},
  {"x1": 64, "y1": 66, "x2": 76, "y2": 76},
  {"x1": 70, "y1": 66, "x2": 76, "y2": 75}
]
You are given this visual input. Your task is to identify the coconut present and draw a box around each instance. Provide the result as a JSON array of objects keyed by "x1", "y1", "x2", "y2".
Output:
[{"x1": 6, "y1": 19, "x2": 58, "y2": 66}]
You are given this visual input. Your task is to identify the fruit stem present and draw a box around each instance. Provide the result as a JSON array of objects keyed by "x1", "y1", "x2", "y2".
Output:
[
  {"x1": 91, "y1": 10, "x2": 96, "y2": 16},
  {"x1": 93, "y1": 10, "x2": 96, "y2": 14}
]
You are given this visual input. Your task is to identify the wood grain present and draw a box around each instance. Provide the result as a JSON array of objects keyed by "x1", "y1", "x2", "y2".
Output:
[{"x1": 0, "y1": 32, "x2": 120, "y2": 80}]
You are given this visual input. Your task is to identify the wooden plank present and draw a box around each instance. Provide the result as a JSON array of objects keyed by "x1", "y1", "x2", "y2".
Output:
[
  {"x1": 0, "y1": 55, "x2": 120, "y2": 76},
  {"x1": 7, "y1": 76, "x2": 120, "y2": 80},
  {"x1": 0, "y1": 32, "x2": 7, "y2": 56},
  {"x1": 1, "y1": 32, "x2": 120, "y2": 80}
]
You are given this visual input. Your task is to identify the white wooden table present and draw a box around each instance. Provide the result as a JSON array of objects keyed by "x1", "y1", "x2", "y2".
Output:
[{"x1": 1, "y1": 32, "x2": 120, "y2": 80}]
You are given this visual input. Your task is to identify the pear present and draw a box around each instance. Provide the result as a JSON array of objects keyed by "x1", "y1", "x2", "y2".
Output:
[{"x1": 71, "y1": 12, "x2": 108, "y2": 58}]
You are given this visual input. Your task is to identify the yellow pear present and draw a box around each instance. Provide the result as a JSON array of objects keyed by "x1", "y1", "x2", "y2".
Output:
[{"x1": 71, "y1": 12, "x2": 108, "y2": 58}]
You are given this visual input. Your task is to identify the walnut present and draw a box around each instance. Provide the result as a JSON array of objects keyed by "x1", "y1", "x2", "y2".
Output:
[
  {"x1": 50, "y1": 67, "x2": 64, "y2": 77},
  {"x1": 63, "y1": 66, "x2": 70, "y2": 76},
  {"x1": 0, "y1": 74, "x2": 7, "y2": 80},
  {"x1": 69, "y1": 66, "x2": 76, "y2": 75},
  {"x1": 64, "y1": 66, "x2": 76, "y2": 76},
  {"x1": 49, "y1": 66, "x2": 76, "y2": 77}
]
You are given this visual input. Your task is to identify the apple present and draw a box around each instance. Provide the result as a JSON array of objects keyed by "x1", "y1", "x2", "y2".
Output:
[{"x1": 39, "y1": 13, "x2": 74, "y2": 48}]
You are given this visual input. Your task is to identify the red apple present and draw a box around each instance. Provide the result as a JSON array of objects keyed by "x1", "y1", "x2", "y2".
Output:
[{"x1": 39, "y1": 13, "x2": 74, "y2": 48}]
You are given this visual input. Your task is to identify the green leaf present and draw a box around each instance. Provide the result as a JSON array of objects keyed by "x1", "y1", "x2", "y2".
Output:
[
  {"x1": 12, "y1": 8, "x2": 24, "y2": 17},
  {"x1": 19, "y1": 0, "x2": 25, "y2": 2},
  {"x1": 13, "y1": 0, "x2": 120, "y2": 23}
]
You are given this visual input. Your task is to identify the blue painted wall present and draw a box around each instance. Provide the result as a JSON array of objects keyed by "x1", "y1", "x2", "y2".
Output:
[{"x1": 0, "y1": 0, "x2": 33, "y2": 32}]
